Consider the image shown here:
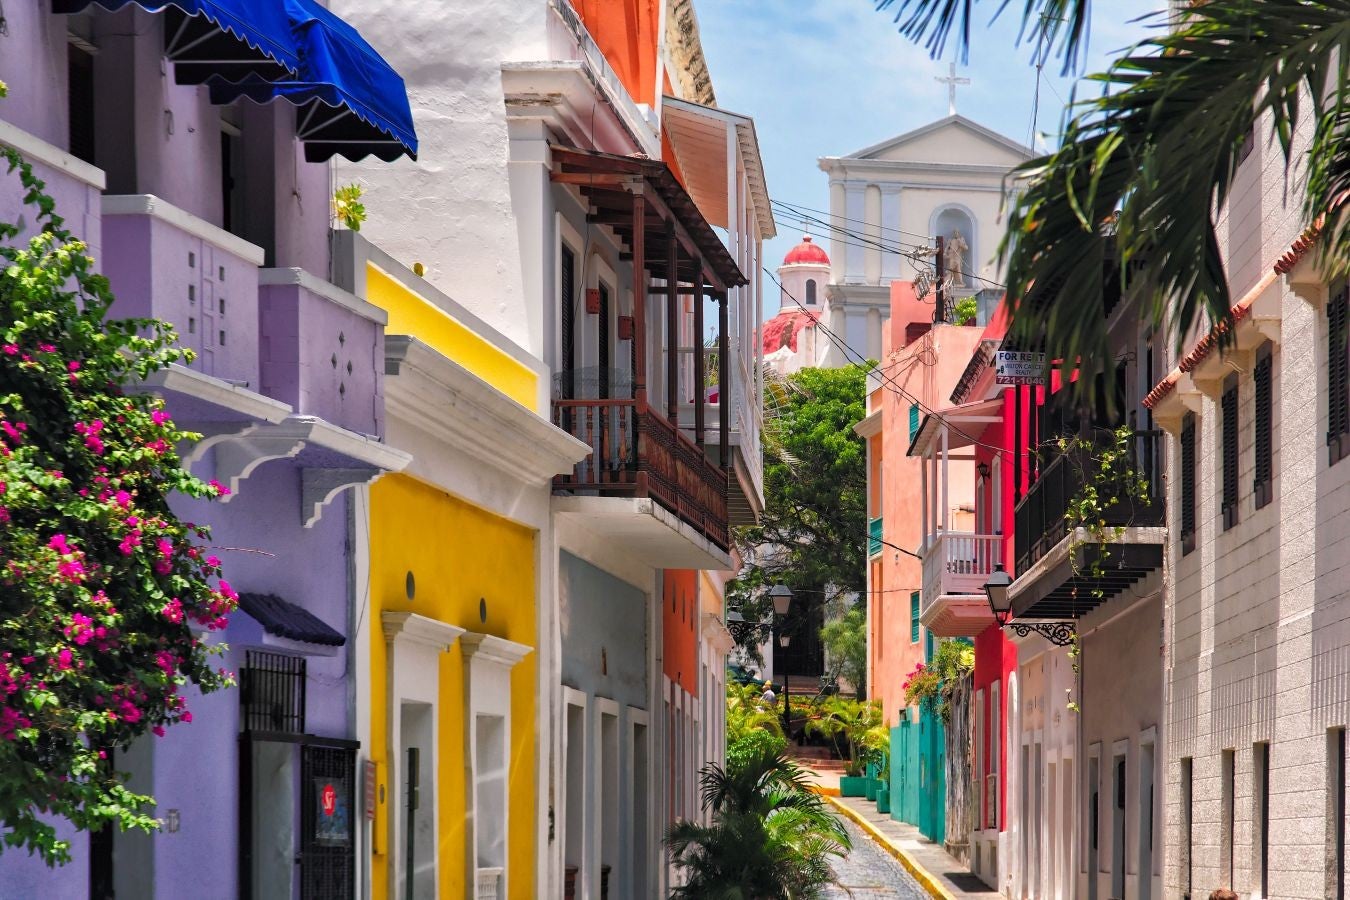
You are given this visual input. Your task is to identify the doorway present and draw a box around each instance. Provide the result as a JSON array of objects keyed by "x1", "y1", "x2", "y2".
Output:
[
  {"x1": 1087, "y1": 756, "x2": 1099, "y2": 900},
  {"x1": 1138, "y1": 742, "x2": 1154, "y2": 900},
  {"x1": 1112, "y1": 754, "x2": 1126, "y2": 900},
  {"x1": 400, "y1": 701, "x2": 434, "y2": 900}
]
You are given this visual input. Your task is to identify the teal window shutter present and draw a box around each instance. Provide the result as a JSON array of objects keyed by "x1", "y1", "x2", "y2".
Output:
[
  {"x1": 909, "y1": 403, "x2": 920, "y2": 440},
  {"x1": 910, "y1": 591, "x2": 920, "y2": 643}
]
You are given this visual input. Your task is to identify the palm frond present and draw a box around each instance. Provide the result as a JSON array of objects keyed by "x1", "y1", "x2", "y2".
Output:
[
  {"x1": 1002, "y1": 0, "x2": 1350, "y2": 399},
  {"x1": 875, "y1": 0, "x2": 1093, "y2": 73}
]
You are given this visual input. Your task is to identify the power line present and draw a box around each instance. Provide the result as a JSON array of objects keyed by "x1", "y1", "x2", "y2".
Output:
[
  {"x1": 765, "y1": 266, "x2": 1013, "y2": 460},
  {"x1": 770, "y1": 197, "x2": 939, "y2": 243}
]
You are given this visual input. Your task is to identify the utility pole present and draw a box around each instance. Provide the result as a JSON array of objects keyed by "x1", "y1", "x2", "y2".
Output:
[{"x1": 934, "y1": 235, "x2": 946, "y2": 325}]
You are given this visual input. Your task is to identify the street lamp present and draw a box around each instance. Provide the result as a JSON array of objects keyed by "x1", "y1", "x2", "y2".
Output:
[
  {"x1": 767, "y1": 585, "x2": 793, "y2": 738},
  {"x1": 982, "y1": 562, "x2": 1076, "y2": 647},
  {"x1": 983, "y1": 563, "x2": 1013, "y2": 626}
]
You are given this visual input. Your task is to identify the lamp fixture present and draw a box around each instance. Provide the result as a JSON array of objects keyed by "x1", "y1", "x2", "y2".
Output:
[
  {"x1": 778, "y1": 634, "x2": 791, "y2": 649},
  {"x1": 768, "y1": 584, "x2": 793, "y2": 617},
  {"x1": 982, "y1": 563, "x2": 1076, "y2": 647},
  {"x1": 977, "y1": 461, "x2": 991, "y2": 479}
]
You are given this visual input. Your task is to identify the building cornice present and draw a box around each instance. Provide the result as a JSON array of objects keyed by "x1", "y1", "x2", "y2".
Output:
[
  {"x1": 460, "y1": 631, "x2": 532, "y2": 669},
  {"x1": 258, "y1": 267, "x2": 388, "y2": 325},
  {"x1": 382, "y1": 611, "x2": 465, "y2": 651},
  {"x1": 384, "y1": 336, "x2": 589, "y2": 483},
  {"x1": 0, "y1": 119, "x2": 105, "y2": 189}
]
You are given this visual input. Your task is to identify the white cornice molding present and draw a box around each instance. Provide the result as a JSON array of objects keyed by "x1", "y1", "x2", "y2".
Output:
[
  {"x1": 384, "y1": 336, "x2": 589, "y2": 482},
  {"x1": 382, "y1": 611, "x2": 465, "y2": 650},
  {"x1": 258, "y1": 267, "x2": 388, "y2": 325},
  {"x1": 853, "y1": 408, "x2": 882, "y2": 439},
  {"x1": 141, "y1": 364, "x2": 292, "y2": 423},
  {"x1": 102, "y1": 194, "x2": 265, "y2": 265},
  {"x1": 460, "y1": 631, "x2": 532, "y2": 669},
  {"x1": 276, "y1": 415, "x2": 412, "y2": 473},
  {"x1": 0, "y1": 120, "x2": 105, "y2": 189},
  {"x1": 501, "y1": 58, "x2": 658, "y2": 159}
]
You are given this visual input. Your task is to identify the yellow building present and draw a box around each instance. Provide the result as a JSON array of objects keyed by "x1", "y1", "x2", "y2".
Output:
[{"x1": 335, "y1": 233, "x2": 586, "y2": 899}]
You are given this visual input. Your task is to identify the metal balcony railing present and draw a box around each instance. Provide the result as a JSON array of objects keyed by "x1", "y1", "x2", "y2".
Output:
[{"x1": 1013, "y1": 430, "x2": 1164, "y2": 577}]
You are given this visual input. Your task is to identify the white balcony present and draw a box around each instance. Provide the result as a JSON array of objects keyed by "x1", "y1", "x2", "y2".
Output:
[{"x1": 920, "y1": 531, "x2": 1000, "y2": 637}]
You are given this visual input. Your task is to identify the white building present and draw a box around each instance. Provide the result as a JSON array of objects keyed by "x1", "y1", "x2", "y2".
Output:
[
  {"x1": 762, "y1": 234, "x2": 831, "y2": 377},
  {"x1": 817, "y1": 115, "x2": 1029, "y2": 366}
]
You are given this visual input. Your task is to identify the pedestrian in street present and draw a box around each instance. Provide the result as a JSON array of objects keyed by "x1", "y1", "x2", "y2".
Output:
[{"x1": 760, "y1": 681, "x2": 777, "y2": 709}]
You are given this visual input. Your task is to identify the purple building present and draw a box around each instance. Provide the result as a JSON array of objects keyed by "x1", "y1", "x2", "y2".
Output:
[{"x1": 0, "y1": 1, "x2": 414, "y2": 897}]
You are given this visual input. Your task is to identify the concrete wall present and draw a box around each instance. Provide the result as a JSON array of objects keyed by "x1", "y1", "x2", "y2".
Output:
[{"x1": 560, "y1": 552, "x2": 648, "y2": 712}]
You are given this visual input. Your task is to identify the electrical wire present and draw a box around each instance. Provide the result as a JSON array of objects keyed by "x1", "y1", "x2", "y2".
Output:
[
  {"x1": 766, "y1": 266, "x2": 1014, "y2": 460},
  {"x1": 770, "y1": 197, "x2": 945, "y2": 243}
]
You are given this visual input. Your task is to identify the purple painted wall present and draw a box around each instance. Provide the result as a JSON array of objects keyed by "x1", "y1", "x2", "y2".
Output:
[{"x1": 259, "y1": 282, "x2": 385, "y2": 436}]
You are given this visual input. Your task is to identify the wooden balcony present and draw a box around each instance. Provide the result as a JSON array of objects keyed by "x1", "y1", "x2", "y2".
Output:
[
  {"x1": 552, "y1": 397, "x2": 729, "y2": 553},
  {"x1": 920, "y1": 531, "x2": 1001, "y2": 637}
]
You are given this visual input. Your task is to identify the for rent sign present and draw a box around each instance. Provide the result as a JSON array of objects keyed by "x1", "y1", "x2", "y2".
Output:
[{"x1": 995, "y1": 351, "x2": 1047, "y2": 385}]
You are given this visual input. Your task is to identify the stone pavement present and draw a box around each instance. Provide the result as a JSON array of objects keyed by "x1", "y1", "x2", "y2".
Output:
[
  {"x1": 825, "y1": 816, "x2": 930, "y2": 899},
  {"x1": 824, "y1": 792, "x2": 1003, "y2": 900}
]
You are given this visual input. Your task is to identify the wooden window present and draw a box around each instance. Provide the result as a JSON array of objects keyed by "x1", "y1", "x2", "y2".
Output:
[
  {"x1": 560, "y1": 244, "x2": 577, "y2": 387},
  {"x1": 1253, "y1": 343, "x2": 1273, "y2": 508},
  {"x1": 1329, "y1": 285, "x2": 1350, "y2": 465},
  {"x1": 909, "y1": 403, "x2": 920, "y2": 441},
  {"x1": 910, "y1": 591, "x2": 920, "y2": 643},
  {"x1": 805, "y1": 279, "x2": 817, "y2": 305},
  {"x1": 1222, "y1": 748, "x2": 1235, "y2": 891},
  {"x1": 67, "y1": 44, "x2": 97, "y2": 165},
  {"x1": 597, "y1": 283, "x2": 611, "y2": 399},
  {"x1": 1255, "y1": 742, "x2": 1270, "y2": 898},
  {"x1": 1181, "y1": 414, "x2": 1197, "y2": 555},
  {"x1": 1221, "y1": 374, "x2": 1239, "y2": 530},
  {"x1": 1331, "y1": 728, "x2": 1347, "y2": 900},
  {"x1": 1180, "y1": 757, "x2": 1193, "y2": 899}
]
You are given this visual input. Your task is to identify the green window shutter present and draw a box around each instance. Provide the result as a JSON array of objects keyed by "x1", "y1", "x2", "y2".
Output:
[
  {"x1": 909, "y1": 403, "x2": 920, "y2": 441},
  {"x1": 910, "y1": 591, "x2": 920, "y2": 643}
]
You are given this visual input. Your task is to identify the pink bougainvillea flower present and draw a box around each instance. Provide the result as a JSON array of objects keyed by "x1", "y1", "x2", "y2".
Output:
[
  {"x1": 207, "y1": 479, "x2": 231, "y2": 497},
  {"x1": 152, "y1": 725, "x2": 165, "y2": 738},
  {"x1": 0, "y1": 344, "x2": 16, "y2": 355},
  {"x1": 56, "y1": 649, "x2": 73, "y2": 671},
  {"x1": 161, "y1": 597, "x2": 184, "y2": 625},
  {"x1": 67, "y1": 360, "x2": 80, "y2": 372},
  {"x1": 151, "y1": 409, "x2": 170, "y2": 426}
]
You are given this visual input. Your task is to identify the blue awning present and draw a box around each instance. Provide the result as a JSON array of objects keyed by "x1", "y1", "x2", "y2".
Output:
[
  {"x1": 207, "y1": 0, "x2": 417, "y2": 162},
  {"x1": 53, "y1": 0, "x2": 300, "y2": 84}
]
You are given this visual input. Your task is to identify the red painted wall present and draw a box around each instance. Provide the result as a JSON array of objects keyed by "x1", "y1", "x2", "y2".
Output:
[{"x1": 663, "y1": 569, "x2": 699, "y2": 696}]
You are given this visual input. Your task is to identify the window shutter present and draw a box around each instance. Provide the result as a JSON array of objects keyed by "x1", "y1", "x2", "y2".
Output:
[
  {"x1": 1328, "y1": 286, "x2": 1350, "y2": 464},
  {"x1": 1221, "y1": 376, "x2": 1239, "y2": 530},
  {"x1": 910, "y1": 591, "x2": 920, "y2": 643},
  {"x1": 598, "y1": 284, "x2": 611, "y2": 399},
  {"x1": 1181, "y1": 414, "x2": 1197, "y2": 555},
  {"x1": 909, "y1": 403, "x2": 920, "y2": 441},
  {"x1": 1253, "y1": 343, "x2": 1273, "y2": 508}
]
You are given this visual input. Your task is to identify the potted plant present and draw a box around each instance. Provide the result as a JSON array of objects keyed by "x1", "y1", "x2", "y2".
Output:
[{"x1": 805, "y1": 697, "x2": 888, "y2": 797}]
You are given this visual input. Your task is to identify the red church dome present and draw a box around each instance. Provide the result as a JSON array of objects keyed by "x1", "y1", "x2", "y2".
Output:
[{"x1": 782, "y1": 234, "x2": 830, "y2": 266}]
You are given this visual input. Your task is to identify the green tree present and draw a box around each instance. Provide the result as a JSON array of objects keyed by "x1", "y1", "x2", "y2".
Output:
[
  {"x1": 819, "y1": 606, "x2": 868, "y2": 700},
  {"x1": 878, "y1": 0, "x2": 1350, "y2": 401},
  {"x1": 730, "y1": 365, "x2": 868, "y2": 647},
  {"x1": 0, "y1": 84, "x2": 234, "y2": 863},
  {"x1": 665, "y1": 747, "x2": 851, "y2": 899}
]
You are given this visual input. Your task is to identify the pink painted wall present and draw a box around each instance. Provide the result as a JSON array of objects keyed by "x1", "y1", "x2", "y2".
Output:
[{"x1": 870, "y1": 282, "x2": 984, "y2": 724}]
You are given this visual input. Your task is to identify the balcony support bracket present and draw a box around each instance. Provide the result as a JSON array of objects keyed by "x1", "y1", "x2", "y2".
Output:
[{"x1": 1007, "y1": 620, "x2": 1076, "y2": 647}]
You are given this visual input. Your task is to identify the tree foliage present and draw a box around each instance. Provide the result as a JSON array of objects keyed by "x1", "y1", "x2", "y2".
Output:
[
  {"x1": 665, "y1": 747, "x2": 851, "y2": 899},
  {"x1": 819, "y1": 606, "x2": 868, "y2": 701},
  {"x1": 0, "y1": 93, "x2": 234, "y2": 863},
  {"x1": 730, "y1": 365, "x2": 868, "y2": 641},
  {"x1": 803, "y1": 697, "x2": 888, "y2": 777},
  {"x1": 901, "y1": 639, "x2": 974, "y2": 724}
]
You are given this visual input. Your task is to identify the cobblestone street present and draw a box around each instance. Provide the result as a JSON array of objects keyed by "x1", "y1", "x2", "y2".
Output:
[{"x1": 824, "y1": 816, "x2": 931, "y2": 899}]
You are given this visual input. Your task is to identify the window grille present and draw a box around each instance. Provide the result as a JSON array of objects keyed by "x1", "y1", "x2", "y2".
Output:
[
  {"x1": 909, "y1": 591, "x2": 920, "y2": 643},
  {"x1": 241, "y1": 650, "x2": 305, "y2": 734},
  {"x1": 1253, "y1": 343, "x2": 1273, "y2": 508},
  {"x1": 1221, "y1": 375, "x2": 1239, "y2": 530},
  {"x1": 1328, "y1": 285, "x2": 1350, "y2": 465},
  {"x1": 300, "y1": 743, "x2": 357, "y2": 900},
  {"x1": 1180, "y1": 414, "x2": 1197, "y2": 555}
]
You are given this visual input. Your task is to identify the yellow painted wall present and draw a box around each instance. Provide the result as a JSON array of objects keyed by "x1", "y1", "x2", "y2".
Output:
[
  {"x1": 368, "y1": 474, "x2": 537, "y2": 900},
  {"x1": 365, "y1": 263, "x2": 538, "y2": 409}
]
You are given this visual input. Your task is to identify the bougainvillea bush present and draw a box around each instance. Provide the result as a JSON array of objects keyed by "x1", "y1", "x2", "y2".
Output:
[{"x1": 0, "y1": 83, "x2": 234, "y2": 864}]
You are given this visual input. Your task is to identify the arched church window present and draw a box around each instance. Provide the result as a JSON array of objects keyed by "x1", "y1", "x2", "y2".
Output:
[{"x1": 806, "y1": 279, "x2": 817, "y2": 304}]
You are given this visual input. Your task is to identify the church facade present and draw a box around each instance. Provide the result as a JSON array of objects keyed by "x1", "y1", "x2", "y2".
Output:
[{"x1": 817, "y1": 115, "x2": 1029, "y2": 368}]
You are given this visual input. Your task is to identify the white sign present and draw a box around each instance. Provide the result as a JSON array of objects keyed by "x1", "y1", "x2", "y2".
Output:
[{"x1": 995, "y1": 351, "x2": 1047, "y2": 385}]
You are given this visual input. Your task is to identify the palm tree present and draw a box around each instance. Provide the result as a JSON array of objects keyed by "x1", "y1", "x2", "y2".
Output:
[
  {"x1": 665, "y1": 747, "x2": 851, "y2": 899},
  {"x1": 878, "y1": 0, "x2": 1350, "y2": 398},
  {"x1": 804, "y1": 696, "x2": 889, "y2": 777}
]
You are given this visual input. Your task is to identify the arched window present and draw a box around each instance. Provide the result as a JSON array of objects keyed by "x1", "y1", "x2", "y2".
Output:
[{"x1": 805, "y1": 279, "x2": 817, "y2": 304}]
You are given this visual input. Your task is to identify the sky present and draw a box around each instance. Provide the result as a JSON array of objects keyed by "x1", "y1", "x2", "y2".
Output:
[{"x1": 695, "y1": 0, "x2": 1165, "y2": 307}]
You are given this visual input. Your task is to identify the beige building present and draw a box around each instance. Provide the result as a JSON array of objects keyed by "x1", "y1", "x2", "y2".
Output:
[{"x1": 1146, "y1": 104, "x2": 1348, "y2": 899}]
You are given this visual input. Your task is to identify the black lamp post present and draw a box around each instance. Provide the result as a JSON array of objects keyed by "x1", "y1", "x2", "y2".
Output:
[
  {"x1": 982, "y1": 562, "x2": 1075, "y2": 647},
  {"x1": 768, "y1": 584, "x2": 793, "y2": 737}
]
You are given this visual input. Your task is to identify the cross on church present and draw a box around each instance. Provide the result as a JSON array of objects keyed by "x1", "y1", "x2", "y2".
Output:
[{"x1": 935, "y1": 62, "x2": 970, "y2": 117}]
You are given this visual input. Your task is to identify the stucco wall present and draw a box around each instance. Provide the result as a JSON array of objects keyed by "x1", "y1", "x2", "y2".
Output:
[
  {"x1": 368, "y1": 474, "x2": 538, "y2": 900},
  {"x1": 662, "y1": 570, "x2": 699, "y2": 696},
  {"x1": 560, "y1": 552, "x2": 648, "y2": 712}
]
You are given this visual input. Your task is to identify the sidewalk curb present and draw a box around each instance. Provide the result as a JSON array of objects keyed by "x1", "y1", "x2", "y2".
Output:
[{"x1": 817, "y1": 790, "x2": 957, "y2": 900}]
